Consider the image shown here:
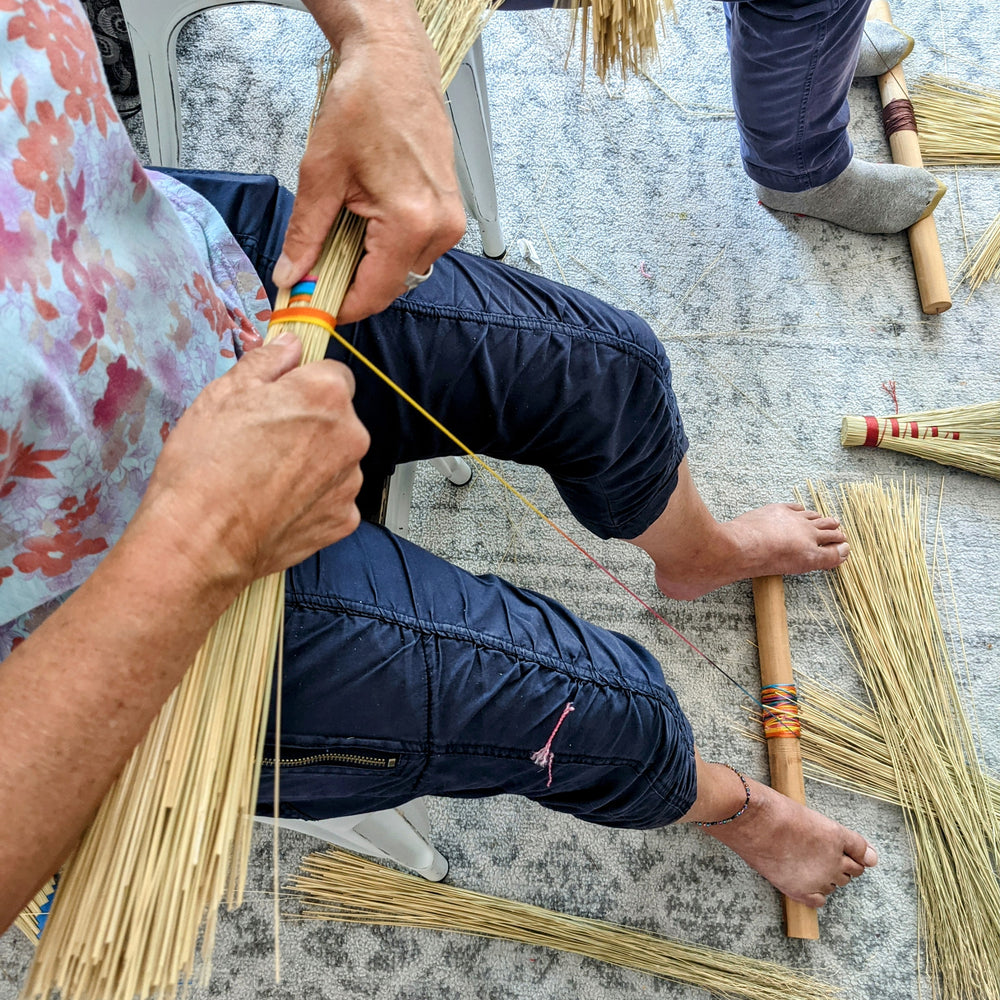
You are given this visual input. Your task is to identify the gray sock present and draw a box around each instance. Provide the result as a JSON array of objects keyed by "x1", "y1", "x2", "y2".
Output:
[
  {"x1": 854, "y1": 19, "x2": 915, "y2": 78},
  {"x1": 755, "y1": 157, "x2": 946, "y2": 234}
]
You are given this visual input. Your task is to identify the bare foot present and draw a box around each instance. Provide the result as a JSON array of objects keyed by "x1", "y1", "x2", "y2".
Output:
[
  {"x1": 701, "y1": 776, "x2": 878, "y2": 908},
  {"x1": 653, "y1": 503, "x2": 849, "y2": 601}
]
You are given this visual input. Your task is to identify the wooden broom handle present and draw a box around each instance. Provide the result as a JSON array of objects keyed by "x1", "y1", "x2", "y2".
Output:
[
  {"x1": 751, "y1": 575, "x2": 820, "y2": 940},
  {"x1": 866, "y1": 0, "x2": 951, "y2": 315}
]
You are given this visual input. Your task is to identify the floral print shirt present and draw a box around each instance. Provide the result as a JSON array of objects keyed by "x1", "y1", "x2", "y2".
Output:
[{"x1": 0, "y1": 0, "x2": 270, "y2": 656}]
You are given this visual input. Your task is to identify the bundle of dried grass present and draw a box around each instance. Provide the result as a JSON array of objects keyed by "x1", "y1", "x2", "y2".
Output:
[
  {"x1": 19, "y1": 4, "x2": 495, "y2": 999},
  {"x1": 564, "y1": 0, "x2": 675, "y2": 82},
  {"x1": 953, "y1": 211, "x2": 1000, "y2": 293},
  {"x1": 840, "y1": 401, "x2": 1000, "y2": 480},
  {"x1": 808, "y1": 478, "x2": 1000, "y2": 1000},
  {"x1": 788, "y1": 680, "x2": 1000, "y2": 823},
  {"x1": 290, "y1": 848, "x2": 841, "y2": 1000},
  {"x1": 911, "y1": 74, "x2": 1000, "y2": 165},
  {"x1": 13, "y1": 883, "x2": 53, "y2": 945}
]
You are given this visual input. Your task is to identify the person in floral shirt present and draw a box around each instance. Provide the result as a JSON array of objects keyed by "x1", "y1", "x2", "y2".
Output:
[{"x1": 0, "y1": 0, "x2": 877, "y2": 944}]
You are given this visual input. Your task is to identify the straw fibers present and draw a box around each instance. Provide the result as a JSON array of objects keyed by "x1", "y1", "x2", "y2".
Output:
[
  {"x1": 289, "y1": 848, "x2": 841, "y2": 1000},
  {"x1": 808, "y1": 478, "x2": 1000, "y2": 1000},
  {"x1": 911, "y1": 74, "x2": 1000, "y2": 165},
  {"x1": 564, "y1": 0, "x2": 675, "y2": 83},
  {"x1": 12, "y1": 885, "x2": 51, "y2": 946},
  {"x1": 17, "y1": 4, "x2": 494, "y2": 1000},
  {"x1": 840, "y1": 401, "x2": 1000, "y2": 480},
  {"x1": 953, "y1": 211, "x2": 1000, "y2": 293}
]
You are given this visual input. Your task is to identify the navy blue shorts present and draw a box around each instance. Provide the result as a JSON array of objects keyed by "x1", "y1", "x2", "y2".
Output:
[{"x1": 162, "y1": 168, "x2": 696, "y2": 829}]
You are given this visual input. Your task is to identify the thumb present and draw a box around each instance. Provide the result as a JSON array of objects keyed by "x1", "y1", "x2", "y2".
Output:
[
  {"x1": 273, "y1": 157, "x2": 349, "y2": 289},
  {"x1": 234, "y1": 331, "x2": 304, "y2": 383}
]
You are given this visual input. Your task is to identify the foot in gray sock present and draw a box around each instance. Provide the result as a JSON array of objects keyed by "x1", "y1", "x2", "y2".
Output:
[
  {"x1": 854, "y1": 19, "x2": 914, "y2": 79},
  {"x1": 755, "y1": 157, "x2": 946, "y2": 234}
]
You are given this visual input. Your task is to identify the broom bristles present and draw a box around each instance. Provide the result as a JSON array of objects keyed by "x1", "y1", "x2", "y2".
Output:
[
  {"x1": 290, "y1": 848, "x2": 841, "y2": 1000},
  {"x1": 911, "y1": 74, "x2": 1000, "y2": 166},
  {"x1": 808, "y1": 477, "x2": 1000, "y2": 1000},
  {"x1": 840, "y1": 401, "x2": 1000, "y2": 480}
]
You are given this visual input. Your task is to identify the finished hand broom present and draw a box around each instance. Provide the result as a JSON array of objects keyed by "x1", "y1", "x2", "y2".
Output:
[{"x1": 840, "y1": 401, "x2": 1000, "y2": 480}]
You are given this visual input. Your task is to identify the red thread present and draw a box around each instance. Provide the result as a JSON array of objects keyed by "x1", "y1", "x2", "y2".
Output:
[
  {"x1": 864, "y1": 416, "x2": 880, "y2": 447},
  {"x1": 954, "y1": 431, "x2": 960, "y2": 440},
  {"x1": 639, "y1": 261, "x2": 653, "y2": 279},
  {"x1": 531, "y1": 702, "x2": 575, "y2": 787},
  {"x1": 931, "y1": 426, "x2": 938, "y2": 437},
  {"x1": 909, "y1": 422, "x2": 919, "y2": 438},
  {"x1": 881, "y1": 380, "x2": 899, "y2": 413},
  {"x1": 890, "y1": 418, "x2": 900, "y2": 438}
]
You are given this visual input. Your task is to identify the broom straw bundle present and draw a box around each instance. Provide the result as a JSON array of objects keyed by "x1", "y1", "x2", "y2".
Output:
[
  {"x1": 840, "y1": 401, "x2": 1000, "y2": 480},
  {"x1": 290, "y1": 848, "x2": 842, "y2": 1000},
  {"x1": 954, "y1": 211, "x2": 1000, "y2": 293},
  {"x1": 19, "y1": 3, "x2": 495, "y2": 998},
  {"x1": 563, "y1": 0, "x2": 675, "y2": 83},
  {"x1": 808, "y1": 478, "x2": 1000, "y2": 1000},
  {"x1": 911, "y1": 74, "x2": 1000, "y2": 165}
]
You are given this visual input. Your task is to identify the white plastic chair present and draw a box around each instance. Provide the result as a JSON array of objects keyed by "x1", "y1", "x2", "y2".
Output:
[
  {"x1": 118, "y1": 0, "x2": 506, "y2": 256},
  {"x1": 255, "y1": 798, "x2": 448, "y2": 881}
]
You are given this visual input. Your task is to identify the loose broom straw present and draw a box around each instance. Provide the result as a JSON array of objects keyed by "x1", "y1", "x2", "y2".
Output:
[
  {"x1": 751, "y1": 576, "x2": 819, "y2": 941},
  {"x1": 866, "y1": 1, "x2": 951, "y2": 315},
  {"x1": 809, "y1": 477, "x2": 1000, "y2": 1000},
  {"x1": 290, "y1": 848, "x2": 842, "y2": 1000},
  {"x1": 840, "y1": 401, "x2": 1000, "y2": 480},
  {"x1": 18, "y1": 4, "x2": 496, "y2": 999},
  {"x1": 911, "y1": 74, "x2": 1000, "y2": 166}
]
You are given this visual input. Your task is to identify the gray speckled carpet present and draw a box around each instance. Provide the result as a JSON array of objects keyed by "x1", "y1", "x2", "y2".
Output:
[{"x1": 3, "y1": 3, "x2": 999, "y2": 999}]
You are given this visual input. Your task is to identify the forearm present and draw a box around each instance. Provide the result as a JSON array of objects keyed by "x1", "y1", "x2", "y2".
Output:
[
  {"x1": 0, "y1": 516, "x2": 242, "y2": 933},
  {"x1": 302, "y1": 0, "x2": 429, "y2": 52}
]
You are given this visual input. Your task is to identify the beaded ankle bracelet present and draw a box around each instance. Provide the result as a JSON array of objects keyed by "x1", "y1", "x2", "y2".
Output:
[{"x1": 695, "y1": 764, "x2": 751, "y2": 827}]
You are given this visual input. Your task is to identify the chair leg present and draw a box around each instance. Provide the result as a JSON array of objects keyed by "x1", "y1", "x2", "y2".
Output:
[
  {"x1": 430, "y1": 456, "x2": 473, "y2": 486},
  {"x1": 446, "y1": 37, "x2": 506, "y2": 259},
  {"x1": 123, "y1": 10, "x2": 184, "y2": 166}
]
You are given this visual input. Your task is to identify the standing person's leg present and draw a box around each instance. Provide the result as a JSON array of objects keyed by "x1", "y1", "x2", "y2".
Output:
[
  {"x1": 724, "y1": 0, "x2": 943, "y2": 233},
  {"x1": 262, "y1": 520, "x2": 875, "y2": 908}
]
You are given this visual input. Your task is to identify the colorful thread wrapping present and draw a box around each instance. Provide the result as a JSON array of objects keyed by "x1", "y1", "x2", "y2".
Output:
[
  {"x1": 882, "y1": 97, "x2": 918, "y2": 138},
  {"x1": 268, "y1": 306, "x2": 338, "y2": 339},
  {"x1": 531, "y1": 702, "x2": 575, "y2": 787},
  {"x1": 695, "y1": 764, "x2": 751, "y2": 827},
  {"x1": 760, "y1": 683, "x2": 801, "y2": 739},
  {"x1": 288, "y1": 276, "x2": 319, "y2": 306},
  {"x1": 861, "y1": 416, "x2": 960, "y2": 447}
]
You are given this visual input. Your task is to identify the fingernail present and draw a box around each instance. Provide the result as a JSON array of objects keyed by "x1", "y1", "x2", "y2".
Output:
[
  {"x1": 272, "y1": 330, "x2": 298, "y2": 347},
  {"x1": 272, "y1": 253, "x2": 295, "y2": 288},
  {"x1": 837, "y1": 543, "x2": 850, "y2": 560},
  {"x1": 864, "y1": 845, "x2": 878, "y2": 867}
]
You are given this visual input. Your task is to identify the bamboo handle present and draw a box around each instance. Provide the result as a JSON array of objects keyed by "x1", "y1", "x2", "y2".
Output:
[
  {"x1": 751, "y1": 575, "x2": 820, "y2": 941},
  {"x1": 866, "y1": 0, "x2": 951, "y2": 315}
]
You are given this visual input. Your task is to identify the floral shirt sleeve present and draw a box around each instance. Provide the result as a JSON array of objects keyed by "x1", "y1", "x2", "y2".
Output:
[{"x1": 0, "y1": 0, "x2": 270, "y2": 656}]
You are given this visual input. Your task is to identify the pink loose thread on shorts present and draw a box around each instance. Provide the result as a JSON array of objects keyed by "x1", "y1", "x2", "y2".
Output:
[{"x1": 531, "y1": 701, "x2": 575, "y2": 787}]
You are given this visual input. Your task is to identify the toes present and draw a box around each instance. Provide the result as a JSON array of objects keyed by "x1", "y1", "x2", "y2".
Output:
[
  {"x1": 814, "y1": 528, "x2": 847, "y2": 547},
  {"x1": 844, "y1": 836, "x2": 878, "y2": 868},
  {"x1": 842, "y1": 856, "x2": 866, "y2": 879},
  {"x1": 811, "y1": 516, "x2": 843, "y2": 533}
]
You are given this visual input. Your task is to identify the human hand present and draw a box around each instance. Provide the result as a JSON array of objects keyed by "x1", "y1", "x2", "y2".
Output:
[
  {"x1": 131, "y1": 333, "x2": 370, "y2": 588},
  {"x1": 272, "y1": 0, "x2": 466, "y2": 323}
]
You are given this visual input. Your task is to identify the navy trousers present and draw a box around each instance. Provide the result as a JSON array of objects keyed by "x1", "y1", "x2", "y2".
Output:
[
  {"x1": 161, "y1": 168, "x2": 697, "y2": 829},
  {"x1": 725, "y1": 0, "x2": 872, "y2": 191}
]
